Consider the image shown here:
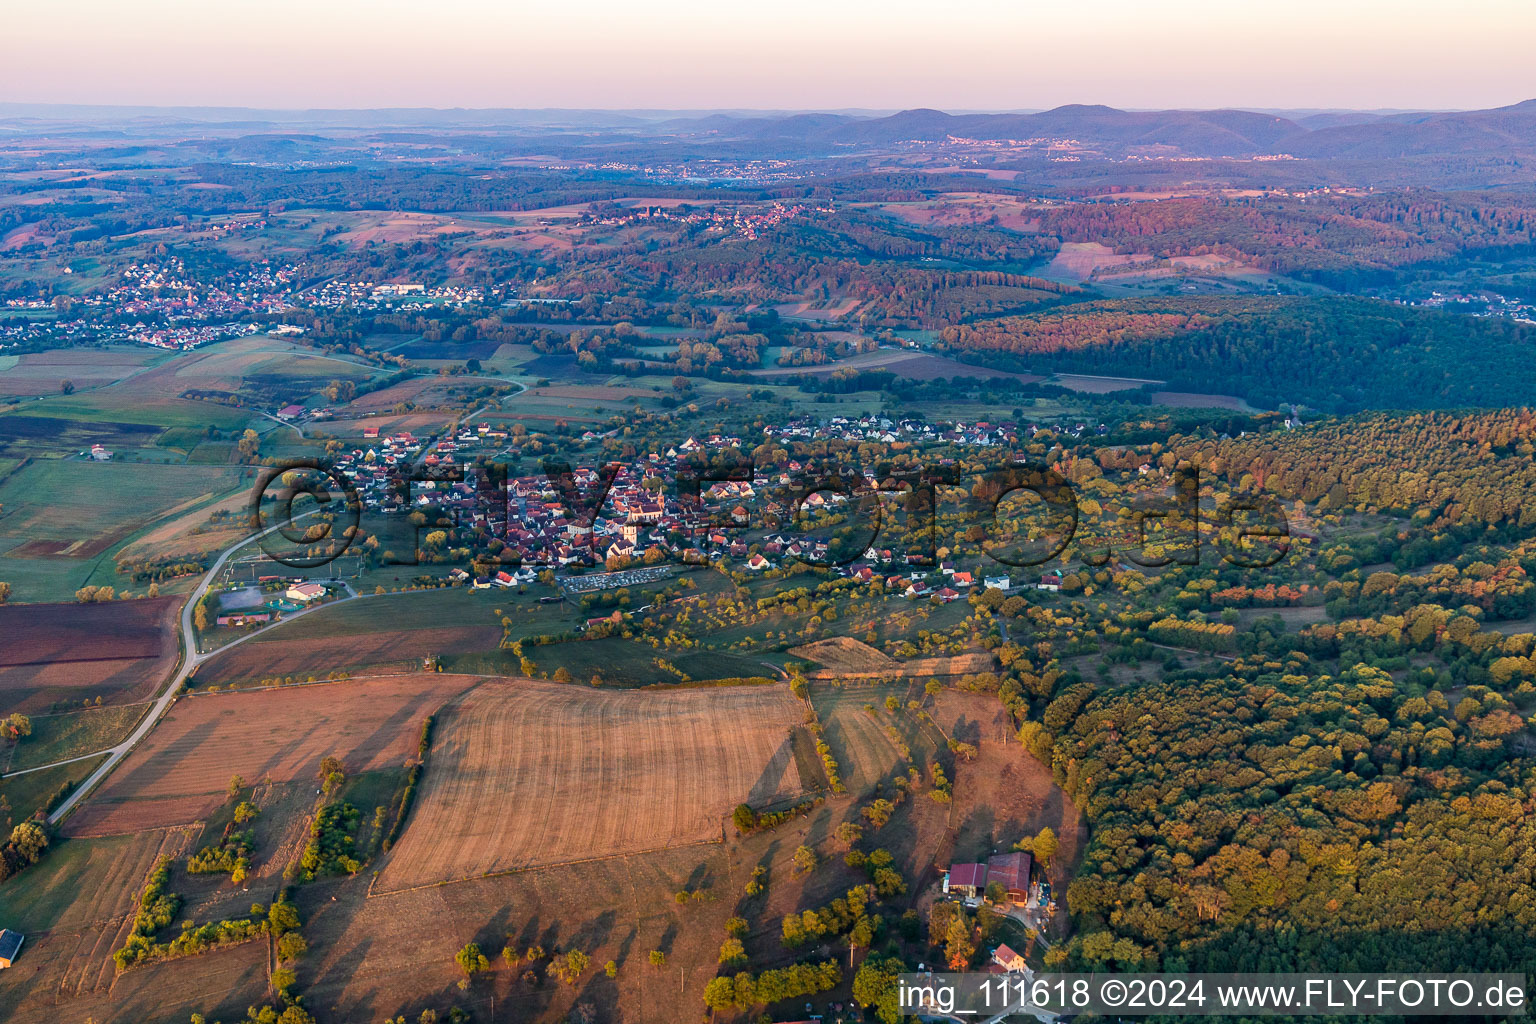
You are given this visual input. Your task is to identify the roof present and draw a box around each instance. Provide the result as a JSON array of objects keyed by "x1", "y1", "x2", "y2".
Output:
[
  {"x1": 0, "y1": 930, "x2": 23, "y2": 961},
  {"x1": 949, "y1": 862, "x2": 988, "y2": 888},
  {"x1": 988, "y1": 851, "x2": 1032, "y2": 893}
]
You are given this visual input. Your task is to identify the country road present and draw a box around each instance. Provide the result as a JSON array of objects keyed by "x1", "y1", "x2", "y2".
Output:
[
  {"x1": 41, "y1": 509, "x2": 353, "y2": 824},
  {"x1": 36, "y1": 397, "x2": 527, "y2": 824}
]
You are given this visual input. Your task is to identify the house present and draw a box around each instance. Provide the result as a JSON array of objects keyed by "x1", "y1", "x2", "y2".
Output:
[
  {"x1": 1037, "y1": 572, "x2": 1062, "y2": 592},
  {"x1": 987, "y1": 851, "x2": 1033, "y2": 904},
  {"x1": 472, "y1": 576, "x2": 492, "y2": 590},
  {"x1": 89, "y1": 444, "x2": 113, "y2": 461},
  {"x1": 277, "y1": 404, "x2": 305, "y2": 420},
  {"x1": 946, "y1": 862, "x2": 988, "y2": 900},
  {"x1": 0, "y1": 929, "x2": 24, "y2": 969},
  {"x1": 992, "y1": 943, "x2": 1027, "y2": 973},
  {"x1": 984, "y1": 576, "x2": 1012, "y2": 592},
  {"x1": 744, "y1": 553, "x2": 770, "y2": 571},
  {"x1": 952, "y1": 571, "x2": 974, "y2": 587},
  {"x1": 285, "y1": 583, "x2": 325, "y2": 604},
  {"x1": 362, "y1": 425, "x2": 380, "y2": 439}
]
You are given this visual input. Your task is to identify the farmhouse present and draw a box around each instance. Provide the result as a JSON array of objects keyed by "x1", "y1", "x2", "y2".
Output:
[
  {"x1": 285, "y1": 582, "x2": 326, "y2": 604},
  {"x1": 89, "y1": 443, "x2": 113, "y2": 461},
  {"x1": 276, "y1": 404, "x2": 305, "y2": 420},
  {"x1": 0, "y1": 929, "x2": 24, "y2": 969},
  {"x1": 987, "y1": 850, "x2": 1033, "y2": 903}
]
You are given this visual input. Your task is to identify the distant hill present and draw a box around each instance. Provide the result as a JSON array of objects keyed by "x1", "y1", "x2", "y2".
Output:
[
  {"x1": 680, "y1": 99, "x2": 1536, "y2": 161},
  {"x1": 4, "y1": 99, "x2": 1535, "y2": 165}
]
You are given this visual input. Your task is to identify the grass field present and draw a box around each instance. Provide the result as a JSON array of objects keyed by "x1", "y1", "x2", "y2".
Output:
[
  {"x1": 0, "y1": 753, "x2": 107, "y2": 825},
  {"x1": 0, "y1": 460, "x2": 244, "y2": 601},
  {"x1": 809, "y1": 683, "x2": 917, "y2": 795},
  {"x1": 515, "y1": 635, "x2": 771, "y2": 687},
  {"x1": 3, "y1": 703, "x2": 147, "y2": 773},
  {"x1": 61, "y1": 674, "x2": 481, "y2": 836},
  {"x1": 376, "y1": 678, "x2": 804, "y2": 890}
]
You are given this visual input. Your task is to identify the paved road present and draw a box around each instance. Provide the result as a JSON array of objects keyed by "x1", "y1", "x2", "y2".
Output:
[{"x1": 44, "y1": 510, "x2": 348, "y2": 824}]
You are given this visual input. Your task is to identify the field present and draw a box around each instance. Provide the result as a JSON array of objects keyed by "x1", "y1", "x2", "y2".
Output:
[
  {"x1": 791, "y1": 635, "x2": 901, "y2": 674},
  {"x1": 376, "y1": 678, "x2": 805, "y2": 890},
  {"x1": 0, "y1": 754, "x2": 107, "y2": 824},
  {"x1": 790, "y1": 635, "x2": 997, "y2": 681},
  {"x1": 516, "y1": 635, "x2": 771, "y2": 687},
  {"x1": 808, "y1": 683, "x2": 924, "y2": 795},
  {"x1": 0, "y1": 597, "x2": 181, "y2": 711},
  {"x1": 2, "y1": 702, "x2": 147, "y2": 773},
  {"x1": 930, "y1": 691, "x2": 1086, "y2": 885},
  {"x1": 61, "y1": 673, "x2": 482, "y2": 836},
  {"x1": 0, "y1": 460, "x2": 244, "y2": 601},
  {"x1": 0, "y1": 828, "x2": 201, "y2": 1017},
  {"x1": 0, "y1": 346, "x2": 166, "y2": 398},
  {"x1": 299, "y1": 843, "x2": 742, "y2": 1024},
  {"x1": 750, "y1": 347, "x2": 1045, "y2": 383}
]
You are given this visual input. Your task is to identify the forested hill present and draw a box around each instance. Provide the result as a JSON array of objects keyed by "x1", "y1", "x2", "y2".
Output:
[
  {"x1": 937, "y1": 296, "x2": 1536, "y2": 413},
  {"x1": 1054, "y1": 661, "x2": 1536, "y2": 975}
]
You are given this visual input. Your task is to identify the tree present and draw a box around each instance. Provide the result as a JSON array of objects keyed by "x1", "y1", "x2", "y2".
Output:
[
  {"x1": 227, "y1": 773, "x2": 246, "y2": 799},
  {"x1": 718, "y1": 937, "x2": 747, "y2": 968},
  {"x1": 9, "y1": 821, "x2": 48, "y2": 861},
  {"x1": 732, "y1": 803, "x2": 758, "y2": 833},
  {"x1": 3, "y1": 713, "x2": 30, "y2": 742},
  {"x1": 605, "y1": 959, "x2": 618, "y2": 978},
  {"x1": 193, "y1": 600, "x2": 210, "y2": 632},
  {"x1": 0, "y1": 581, "x2": 10, "y2": 605},
  {"x1": 277, "y1": 931, "x2": 308, "y2": 963},
  {"x1": 60, "y1": 378, "x2": 74, "y2": 395},
  {"x1": 270, "y1": 966, "x2": 296, "y2": 995},
  {"x1": 549, "y1": 949, "x2": 589, "y2": 985},
  {"x1": 648, "y1": 950, "x2": 667, "y2": 969},
  {"x1": 853, "y1": 953, "x2": 906, "y2": 1024},
  {"x1": 455, "y1": 942, "x2": 490, "y2": 977},
  {"x1": 834, "y1": 821, "x2": 863, "y2": 848},
  {"x1": 793, "y1": 844, "x2": 818, "y2": 874},
  {"x1": 944, "y1": 911, "x2": 977, "y2": 969},
  {"x1": 238, "y1": 429, "x2": 261, "y2": 461},
  {"x1": 1032, "y1": 826, "x2": 1058, "y2": 868}
]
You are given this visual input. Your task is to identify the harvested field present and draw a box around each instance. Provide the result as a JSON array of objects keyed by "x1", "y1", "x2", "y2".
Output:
[
  {"x1": 195, "y1": 624, "x2": 503, "y2": 685},
  {"x1": 300, "y1": 844, "x2": 740, "y2": 1024},
  {"x1": 791, "y1": 636, "x2": 996, "y2": 680},
  {"x1": 904, "y1": 651, "x2": 998, "y2": 677},
  {"x1": 0, "y1": 347, "x2": 163, "y2": 398},
  {"x1": 791, "y1": 636, "x2": 900, "y2": 674},
  {"x1": 0, "y1": 598, "x2": 180, "y2": 712},
  {"x1": 376, "y1": 678, "x2": 804, "y2": 890},
  {"x1": 0, "y1": 597, "x2": 177, "y2": 666},
  {"x1": 61, "y1": 673, "x2": 481, "y2": 837}
]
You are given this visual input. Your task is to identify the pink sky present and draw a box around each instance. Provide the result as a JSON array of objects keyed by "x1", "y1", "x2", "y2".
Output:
[{"x1": 3, "y1": 0, "x2": 1532, "y2": 111}]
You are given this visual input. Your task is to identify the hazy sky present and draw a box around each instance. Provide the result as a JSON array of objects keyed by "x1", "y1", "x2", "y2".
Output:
[{"x1": 5, "y1": 0, "x2": 1533, "y2": 111}]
